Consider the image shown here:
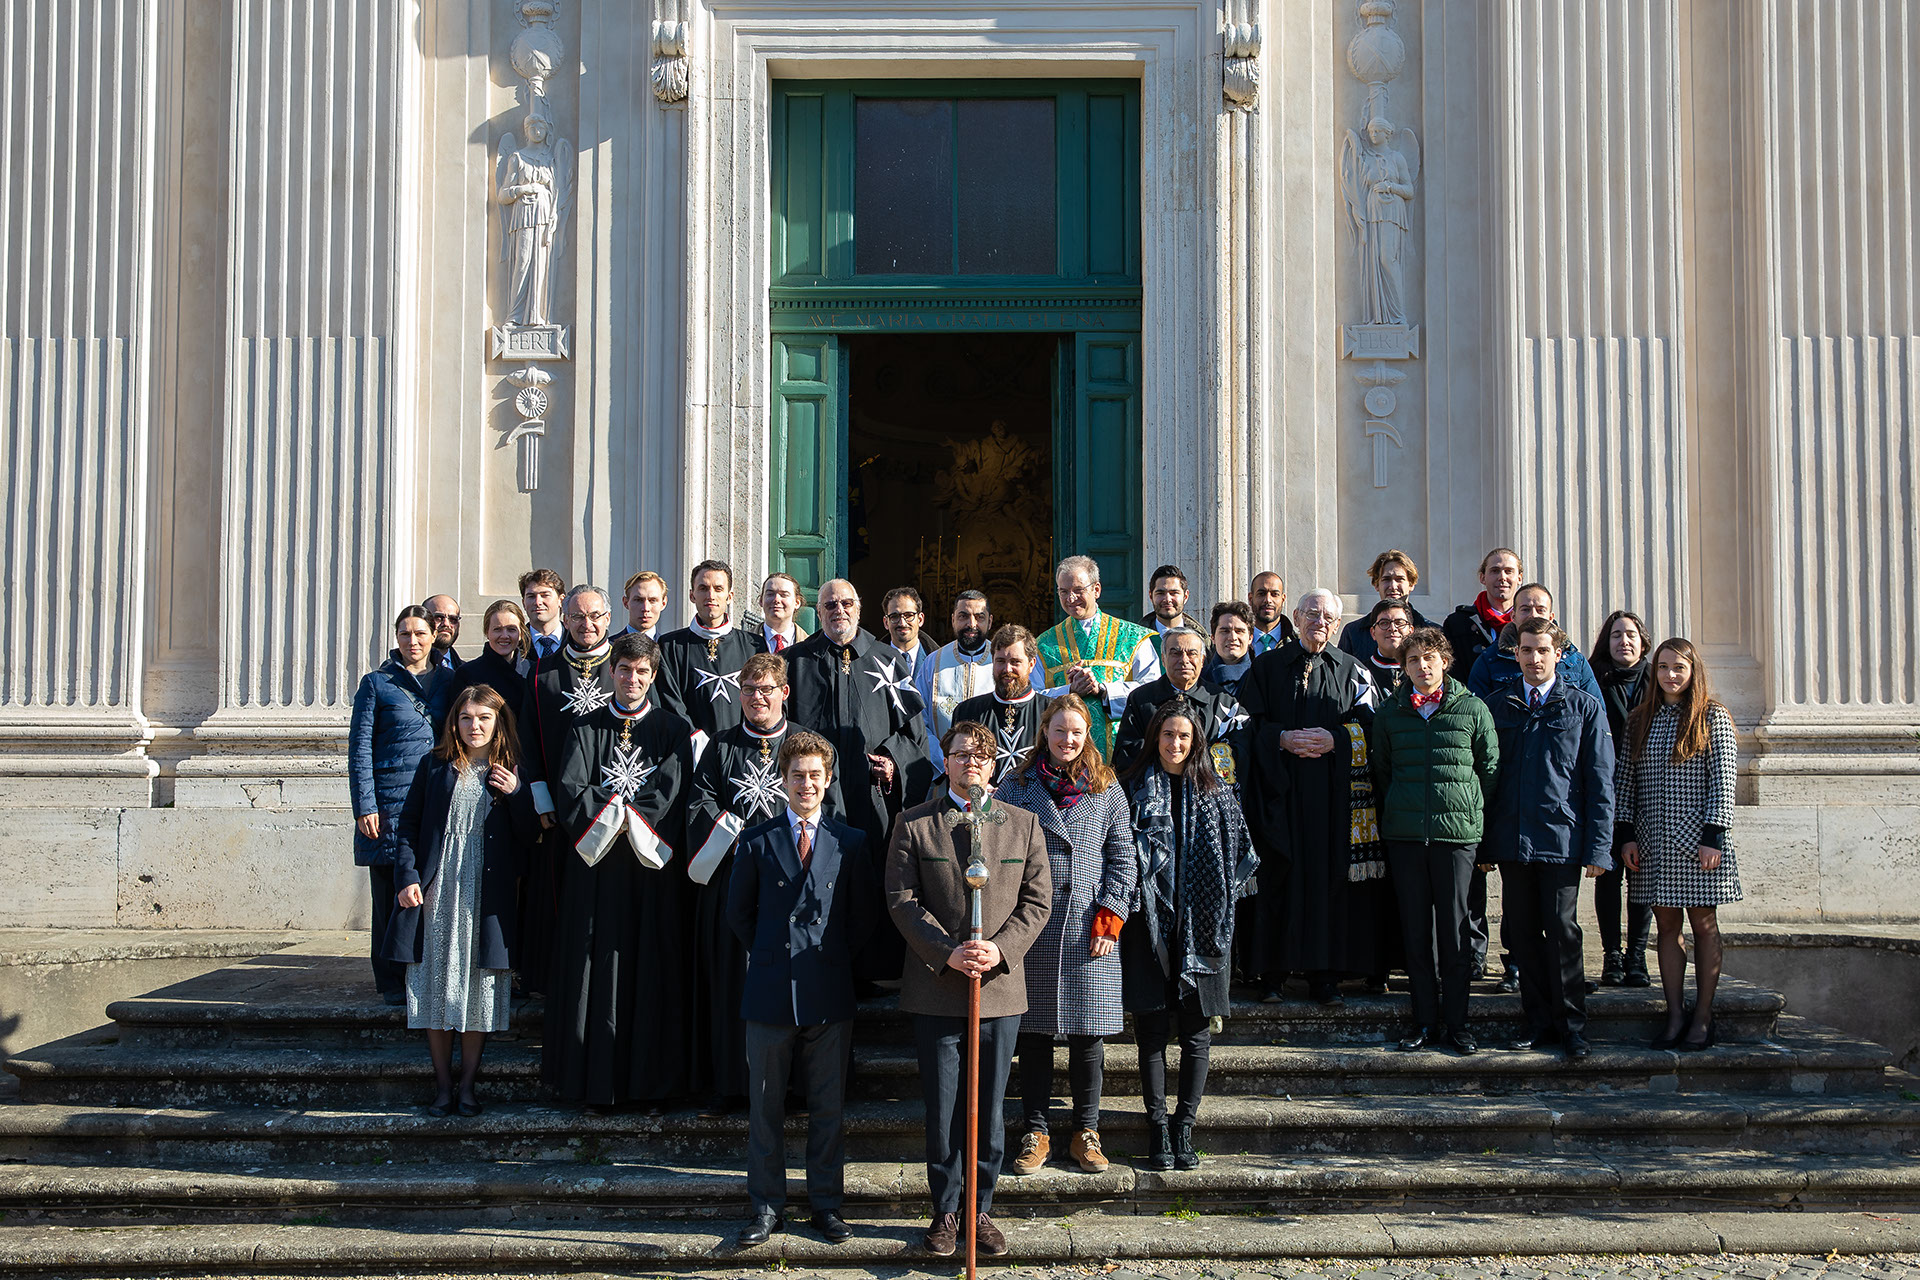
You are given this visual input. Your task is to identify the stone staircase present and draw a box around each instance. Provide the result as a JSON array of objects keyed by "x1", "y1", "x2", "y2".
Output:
[{"x1": 3, "y1": 939, "x2": 1918, "y2": 1272}]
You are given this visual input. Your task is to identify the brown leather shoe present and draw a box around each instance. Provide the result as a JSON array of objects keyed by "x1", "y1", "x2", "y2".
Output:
[
  {"x1": 975, "y1": 1212, "x2": 1008, "y2": 1256},
  {"x1": 923, "y1": 1211, "x2": 959, "y2": 1257},
  {"x1": 1010, "y1": 1128, "x2": 1050, "y2": 1174},
  {"x1": 1069, "y1": 1127, "x2": 1110, "y2": 1173}
]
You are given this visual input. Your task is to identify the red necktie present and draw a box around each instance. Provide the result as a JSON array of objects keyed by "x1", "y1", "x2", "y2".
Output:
[
  {"x1": 773, "y1": 633, "x2": 786, "y2": 652},
  {"x1": 796, "y1": 820, "x2": 811, "y2": 867}
]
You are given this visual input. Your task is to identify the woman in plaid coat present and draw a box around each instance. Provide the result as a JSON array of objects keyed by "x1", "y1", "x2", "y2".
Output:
[
  {"x1": 1618, "y1": 638, "x2": 1742, "y2": 1052},
  {"x1": 995, "y1": 694, "x2": 1137, "y2": 1177}
]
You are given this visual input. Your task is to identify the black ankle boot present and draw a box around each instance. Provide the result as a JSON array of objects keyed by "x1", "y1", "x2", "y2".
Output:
[
  {"x1": 1600, "y1": 950, "x2": 1625, "y2": 986},
  {"x1": 1173, "y1": 1122, "x2": 1199, "y2": 1171},
  {"x1": 1145, "y1": 1120, "x2": 1173, "y2": 1171}
]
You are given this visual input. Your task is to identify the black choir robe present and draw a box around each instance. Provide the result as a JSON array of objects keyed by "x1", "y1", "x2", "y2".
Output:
[
  {"x1": 514, "y1": 639, "x2": 616, "y2": 993},
  {"x1": 1367, "y1": 655, "x2": 1406, "y2": 700},
  {"x1": 951, "y1": 689, "x2": 1047, "y2": 786},
  {"x1": 544, "y1": 697, "x2": 696, "y2": 1105},
  {"x1": 1236, "y1": 640, "x2": 1396, "y2": 981},
  {"x1": 684, "y1": 718, "x2": 844, "y2": 1099},
  {"x1": 655, "y1": 622, "x2": 761, "y2": 750},
  {"x1": 1109, "y1": 675, "x2": 1249, "y2": 782},
  {"x1": 787, "y1": 628, "x2": 933, "y2": 980}
]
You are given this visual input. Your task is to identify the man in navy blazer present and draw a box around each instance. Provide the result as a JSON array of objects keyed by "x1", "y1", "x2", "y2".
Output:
[{"x1": 726, "y1": 729, "x2": 875, "y2": 1249}]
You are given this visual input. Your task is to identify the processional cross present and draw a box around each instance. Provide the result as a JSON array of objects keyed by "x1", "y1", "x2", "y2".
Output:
[{"x1": 940, "y1": 781, "x2": 1006, "y2": 1280}]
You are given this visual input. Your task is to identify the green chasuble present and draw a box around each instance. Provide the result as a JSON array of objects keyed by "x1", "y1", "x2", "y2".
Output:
[{"x1": 1037, "y1": 611, "x2": 1154, "y2": 757}]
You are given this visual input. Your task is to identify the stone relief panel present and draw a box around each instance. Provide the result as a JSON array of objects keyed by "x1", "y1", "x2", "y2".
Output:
[{"x1": 491, "y1": 0, "x2": 574, "y2": 492}]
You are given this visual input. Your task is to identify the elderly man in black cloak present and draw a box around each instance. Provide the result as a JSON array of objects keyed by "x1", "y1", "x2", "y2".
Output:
[{"x1": 1235, "y1": 587, "x2": 1397, "y2": 1005}]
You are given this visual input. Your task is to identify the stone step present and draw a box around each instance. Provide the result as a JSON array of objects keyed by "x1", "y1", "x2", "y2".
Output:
[
  {"x1": 7, "y1": 1017, "x2": 1889, "y2": 1109},
  {"x1": 6, "y1": 1149, "x2": 1920, "y2": 1224},
  {"x1": 0, "y1": 1205, "x2": 1918, "y2": 1274},
  {"x1": 4, "y1": 1084, "x2": 1918, "y2": 1164}
]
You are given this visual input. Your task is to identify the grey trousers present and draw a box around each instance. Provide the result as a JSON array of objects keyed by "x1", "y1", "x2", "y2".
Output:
[{"x1": 744, "y1": 1018, "x2": 850, "y2": 1214}]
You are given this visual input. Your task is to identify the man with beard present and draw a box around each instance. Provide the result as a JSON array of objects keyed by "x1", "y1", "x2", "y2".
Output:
[
  {"x1": 1338, "y1": 550, "x2": 1430, "y2": 664},
  {"x1": 547, "y1": 633, "x2": 697, "y2": 1106},
  {"x1": 517, "y1": 584, "x2": 618, "y2": 993},
  {"x1": 950, "y1": 625, "x2": 1047, "y2": 786},
  {"x1": 1036, "y1": 555, "x2": 1160, "y2": 759},
  {"x1": 788, "y1": 579, "x2": 934, "y2": 977},
  {"x1": 422, "y1": 594, "x2": 465, "y2": 670},
  {"x1": 657, "y1": 560, "x2": 760, "y2": 758},
  {"x1": 1363, "y1": 600, "x2": 1416, "y2": 698},
  {"x1": 917, "y1": 591, "x2": 1041, "y2": 769},
  {"x1": 686, "y1": 652, "x2": 844, "y2": 1112},
  {"x1": 1247, "y1": 571, "x2": 1296, "y2": 656},
  {"x1": 1139, "y1": 564, "x2": 1201, "y2": 658},
  {"x1": 1111, "y1": 627, "x2": 1247, "y2": 781},
  {"x1": 1237, "y1": 588, "x2": 1394, "y2": 1006},
  {"x1": 880, "y1": 587, "x2": 936, "y2": 668}
]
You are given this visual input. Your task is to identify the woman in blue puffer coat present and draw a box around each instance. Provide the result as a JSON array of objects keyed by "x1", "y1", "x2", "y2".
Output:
[{"x1": 349, "y1": 605, "x2": 453, "y2": 1004}]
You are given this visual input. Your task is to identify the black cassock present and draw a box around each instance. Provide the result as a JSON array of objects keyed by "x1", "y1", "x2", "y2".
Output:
[
  {"x1": 951, "y1": 689, "x2": 1047, "y2": 786},
  {"x1": 684, "y1": 718, "x2": 844, "y2": 1099},
  {"x1": 515, "y1": 640, "x2": 617, "y2": 993},
  {"x1": 1366, "y1": 655, "x2": 1406, "y2": 700},
  {"x1": 545, "y1": 697, "x2": 695, "y2": 1105},
  {"x1": 1236, "y1": 640, "x2": 1396, "y2": 981},
  {"x1": 1109, "y1": 675, "x2": 1249, "y2": 782},
  {"x1": 655, "y1": 623, "x2": 761, "y2": 749},
  {"x1": 787, "y1": 629, "x2": 933, "y2": 979}
]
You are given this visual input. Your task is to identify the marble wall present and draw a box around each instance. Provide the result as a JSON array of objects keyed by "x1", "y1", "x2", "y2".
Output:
[{"x1": 0, "y1": 0, "x2": 1915, "y2": 925}]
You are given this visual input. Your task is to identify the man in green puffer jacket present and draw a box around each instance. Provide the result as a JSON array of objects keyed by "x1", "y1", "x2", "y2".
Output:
[{"x1": 1370, "y1": 626, "x2": 1500, "y2": 1055}]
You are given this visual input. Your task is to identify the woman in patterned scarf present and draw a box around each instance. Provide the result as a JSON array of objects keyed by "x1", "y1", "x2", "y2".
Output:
[
  {"x1": 996, "y1": 694, "x2": 1137, "y2": 1177},
  {"x1": 1117, "y1": 699, "x2": 1259, "y2": 1172},
  {"x1": 1617, "y1": 638, "x2": 1742, "y2": 1051},
  {"x1": 383, "y1": 685, "x2": 537, "y2": 1117}
]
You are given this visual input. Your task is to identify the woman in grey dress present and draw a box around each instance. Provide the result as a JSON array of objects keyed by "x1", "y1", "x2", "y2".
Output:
[
  {"x1": 387, "y1": 685, "x2": 536, "y2": 1116},
  {"x1": 1618, "y1": 639, "x2": 1741, "y2": 1052}
]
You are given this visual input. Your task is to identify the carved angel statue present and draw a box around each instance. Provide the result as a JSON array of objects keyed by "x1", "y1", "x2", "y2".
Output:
[
  {"x1": 495, "y1": 99, "x2": 575, "y2": 328},
  {"x1": 1340, "y1": 116, "x2": 1420, "y2": 327}
]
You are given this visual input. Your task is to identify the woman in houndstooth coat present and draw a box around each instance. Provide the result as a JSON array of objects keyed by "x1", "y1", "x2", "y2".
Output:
[
  {"x1": 994, "y1": 694, "x2": 1137, "y2": 1177},
  {"x1": 1617, "y1": 637, "x2": 1742, "y2": 1053}
]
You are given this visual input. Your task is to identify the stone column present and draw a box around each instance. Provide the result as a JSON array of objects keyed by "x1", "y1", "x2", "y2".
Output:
[
  {"x1": 1743, "y1": 0, "x2": 1920, "y2": 802},
  {"x1": 174, "y1": 0, "x2": 421, "y2": 805},
  {"x1": 1486, "y1": 0, "x2": 1693, "y2": 641},
  {"x1": 0, "y1": 0, "x2": 163, "y2": 804}
]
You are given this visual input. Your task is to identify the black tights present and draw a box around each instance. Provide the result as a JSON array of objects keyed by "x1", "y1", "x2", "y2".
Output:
[
  {"x1": 425, "y1": 1029, "x2": 488, "y2": 1108},
  {"x1": 1134, "y1": 1006, "x2": 1211, "y2": 1128},
  {"x1": 1016, "y1": 1033, "x2": 1106, "y2": 1132},
  {"x1": 1654, "y1": 905, "x2": 1723, "y2": 1045}
]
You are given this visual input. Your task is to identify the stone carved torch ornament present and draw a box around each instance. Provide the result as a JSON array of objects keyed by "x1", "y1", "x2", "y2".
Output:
[
  {"x1": 1338, "y1": 0, "x2": 1420, "y2": 488},
  {"x1": 491, "y1": 0, "x2": 574, "y2": 492}
]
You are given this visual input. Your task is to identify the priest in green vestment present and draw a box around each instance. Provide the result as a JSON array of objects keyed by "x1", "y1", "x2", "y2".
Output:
[{"x1": 1035, "y1": 555, "x2": 1161, "y2": 757}]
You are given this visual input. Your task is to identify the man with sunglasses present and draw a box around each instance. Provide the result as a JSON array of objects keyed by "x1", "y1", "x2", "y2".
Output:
[{"x1": 422, "y1": 594, "x2": 465, "y2": 671}]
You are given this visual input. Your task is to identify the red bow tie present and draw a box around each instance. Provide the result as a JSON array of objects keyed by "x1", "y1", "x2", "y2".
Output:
[{"x1": 1411, "y1": 688, "x2": 1444, "y2": 709}]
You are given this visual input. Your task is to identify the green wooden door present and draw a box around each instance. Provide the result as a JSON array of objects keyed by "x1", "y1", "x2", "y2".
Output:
[
  {"x1": 1068, "y1": 332, "x2": 1143, "y2": 621},
  {"x1": 770, "y1": 334, "x2": 844, "y2": 609}
]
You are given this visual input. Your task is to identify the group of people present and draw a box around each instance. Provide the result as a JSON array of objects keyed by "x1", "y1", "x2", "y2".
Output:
[{"x1": 347, "y1": 548, "x2": 1743, "y2": 1254}]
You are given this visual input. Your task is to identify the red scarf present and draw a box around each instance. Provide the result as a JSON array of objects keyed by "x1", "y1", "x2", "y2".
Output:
[{"x1": 1474, "y1": 591, "x2": 1513, "y2": 631}]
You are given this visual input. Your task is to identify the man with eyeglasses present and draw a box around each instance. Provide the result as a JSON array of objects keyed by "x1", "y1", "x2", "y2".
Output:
[
  {"x1": 1238, "y1": 588, "x2": 1394, "y2": 1006},
  {"x1": 657, "y1": 559, "x2": 760, "y2": 760},
  {"x1": 1337, "y1": 550, "x2": 1429, "y2": 664},
  {"x1": 880, "y1": 587, "x2": 935, "y2": 667},
  {"x1": 687, "y1": 652, "x2": 844, "y2": 1115},
  {"x1": 950, "y1": 624, "x2": 1047, "y2": 786},
  {"x1": 789, "y1": 579, "x2": 935, "y2": 980},
  {"x1": 1362, "y1": 600, "x2": 1417, "y2": 697},
  {"x1": 1035, "y1": 555, "x2": 1160, "y2": 758},
  {"x1": 422, "y1": 594, "x2": 465, "y2": 670},
  {"x1": 515, "y1": 583, "x2": 617, "y2": 995}
]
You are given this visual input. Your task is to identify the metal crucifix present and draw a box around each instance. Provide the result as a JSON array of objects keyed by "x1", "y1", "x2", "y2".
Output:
[{"x1": 941, "y1": 781, "x2": 1006, "y2": 1280}]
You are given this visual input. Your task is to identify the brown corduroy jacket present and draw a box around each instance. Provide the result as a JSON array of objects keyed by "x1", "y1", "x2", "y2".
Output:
[{"x1": 884, "y1": 789, "x2": 1052, "y2": 1019}]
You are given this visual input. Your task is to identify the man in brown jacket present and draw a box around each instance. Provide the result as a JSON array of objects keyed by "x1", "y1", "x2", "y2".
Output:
[{"x1": 885, "y1": 719, "x2": 1051, "y2": 1259}]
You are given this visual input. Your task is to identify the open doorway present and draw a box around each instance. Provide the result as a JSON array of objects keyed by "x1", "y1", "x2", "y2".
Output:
[{"x1": 845, "y1": 333, "x2": 1058, "y2": 643}]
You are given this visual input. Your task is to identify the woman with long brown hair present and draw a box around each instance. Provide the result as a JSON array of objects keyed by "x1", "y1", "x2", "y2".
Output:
[
  {"x1": 996, "y1": 694, "x2": 1137, "y2": 1176},
  {"x1": 1617, "y1": 638, "x2": 1742, "y2": 1050},
  {"x1": 383, "y1": 684, "x2": 536, "y2": 1115}
]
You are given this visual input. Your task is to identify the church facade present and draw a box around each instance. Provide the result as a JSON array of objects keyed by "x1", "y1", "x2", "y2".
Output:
[{"x1": 3, "y1": 0, "x2": 1917, "y2": 927}]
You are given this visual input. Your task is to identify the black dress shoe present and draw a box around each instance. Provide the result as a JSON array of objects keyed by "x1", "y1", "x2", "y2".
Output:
[
  {"x1": 1497, "y1": 966, "x2": 1521, "y2": 994},
  {"x1": 1677, "y1": 1018, "x2": 1717, "y2": 1052},
  {"x1": 1446, "y1": 1029, "x2": 1478, "y2": 1056},
  {"x1": 457, "y1": 1097, "x2": 484, "y2": 1117},
  {"x1": 737, "y1": 1209, "x2": 782, "y2": 1247},
  {"x1": 1309, "y1": 982, "x2": 1344, "y2": 1007},
  {"x1": 1397, "y1": 1025, "x2": 1436, "y2": 1052},
  {"x1": 1564, "y1": 1032, "x2": 1591, "y2": 1060},
  {"x1": 1511, "y1": 1030, "x2": 1558, "y2": 1051},
  {"x1": 810, "y1": 1210, "x2": 852, "y2": 1244},
  {"x1": 423, "y1": 1100, "x2": 452, "y2": 1118}
]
